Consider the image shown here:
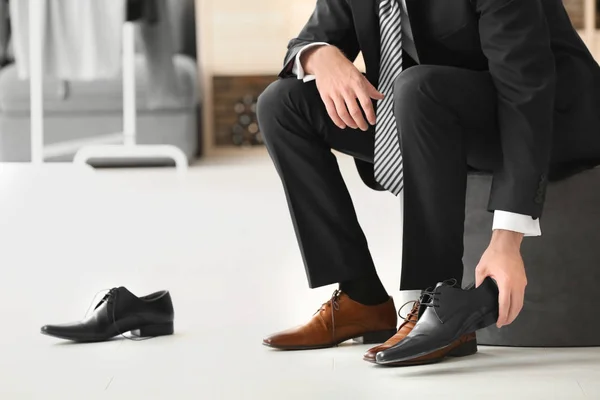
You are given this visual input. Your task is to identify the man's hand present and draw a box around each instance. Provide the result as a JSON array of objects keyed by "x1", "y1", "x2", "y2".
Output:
[
  {"x1": 475, "y1": 230, "x2": 527, "y2": 328},
  {"x1": 302, "y1": 46, "x2": 384, "y2": 131}
]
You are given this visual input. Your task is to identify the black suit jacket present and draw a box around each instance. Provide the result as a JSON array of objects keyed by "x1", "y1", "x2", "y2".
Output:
[{"x1": 278, "y1": 0, "x2": 600, "y2": 219}]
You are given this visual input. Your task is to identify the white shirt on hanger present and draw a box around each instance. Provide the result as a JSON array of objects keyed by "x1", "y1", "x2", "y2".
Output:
[{"x1": 10, "y1": 0, "x2": 124, "y2": 81}]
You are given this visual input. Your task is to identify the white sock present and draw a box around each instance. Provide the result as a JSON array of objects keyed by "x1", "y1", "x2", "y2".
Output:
[{"x1": 400, "y1": 290, "x2": 421, "y2": 300}]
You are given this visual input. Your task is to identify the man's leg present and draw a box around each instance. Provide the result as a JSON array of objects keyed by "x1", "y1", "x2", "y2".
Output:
[
  {"x1": 393, "y1": 65, "x2": 501, "y2": 290},
  {"x1": 256, "y1": 78, "x2": 387, "y2": 305},
  {"x1": 257, "y1": 78, "x2": 398, "y2": 350}
]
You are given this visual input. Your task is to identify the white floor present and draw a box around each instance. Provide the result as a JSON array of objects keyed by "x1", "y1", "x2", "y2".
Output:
[{"x1": 0, "y1": 154, "x2": 599, "y2": 399}]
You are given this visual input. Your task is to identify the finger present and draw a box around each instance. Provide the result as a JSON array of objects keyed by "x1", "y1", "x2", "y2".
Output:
[
  {"x1": 323, "y1": 96, "x2": 346, "y2": 129},
  {"x1": 333, "y1": 95, "x2": 357, "y2": 129},
  {"x1": 507, "y1": 288, "x2": 525, "y2": 325},
  {"x1": 346, "y1": 96, "x2": 368, "y2": 131},
  {"x1": 357, "y1": 94, "x2": 376, "y2": 125},
  {"x1": 497, "y1": 280, "x2": 511, "y2": 328},
  {"x1": 475, "y1": 265, "x2": 485, "y2": 288},
  {"x1": 365, "y1": 80, "x2": 385, "y2": 100}
]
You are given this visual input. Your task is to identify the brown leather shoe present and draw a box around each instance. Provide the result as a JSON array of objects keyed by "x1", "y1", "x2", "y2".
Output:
[
  {"x1": 363, "y1": 300, "x2": 420, "y2": 362},
  {"x1": 376, "y1": 332, "x2": 478, "y2": 366},
  {"x1": 262, "y1": 290, "x2": 397, "y2": 350}
]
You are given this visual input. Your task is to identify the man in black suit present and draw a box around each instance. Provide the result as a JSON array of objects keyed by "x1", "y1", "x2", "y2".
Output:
[{"x1": 257, "y1": 0, "x2": 600, "y2": 357}]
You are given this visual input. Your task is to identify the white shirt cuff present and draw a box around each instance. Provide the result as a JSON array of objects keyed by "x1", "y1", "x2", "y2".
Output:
[
  {"x1": 492, "y1": 211, "x2": 541, "y2": 237},
  {"x1": 292, "y1": 42, "x2": 329, "y2": 83}
]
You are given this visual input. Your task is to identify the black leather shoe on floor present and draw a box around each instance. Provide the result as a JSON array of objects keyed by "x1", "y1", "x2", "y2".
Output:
[
  {"x1": 41, "y1": 287, "x2": 174, "y2": 342},
  {"x1": 376, "y1": 278, "x2": 498, "y2": 365}
]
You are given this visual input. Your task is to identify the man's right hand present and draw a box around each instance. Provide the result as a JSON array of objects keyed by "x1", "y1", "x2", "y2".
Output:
[{"x1": 302, "y1": 46, "x2": 384, "y2": 131}]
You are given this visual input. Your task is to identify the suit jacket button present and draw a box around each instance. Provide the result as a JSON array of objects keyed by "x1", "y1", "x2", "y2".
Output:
[{"x1": 535, "y1": 195, "x2": 544, "y2": 204}]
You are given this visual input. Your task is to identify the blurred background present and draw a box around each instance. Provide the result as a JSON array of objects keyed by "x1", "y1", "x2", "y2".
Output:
[
  {"x1": 0, "y1": 0, "x2": 596, "y2": 161},
  {"x1": 1, "y1": 1, "x2": 600, "y2": 399}
]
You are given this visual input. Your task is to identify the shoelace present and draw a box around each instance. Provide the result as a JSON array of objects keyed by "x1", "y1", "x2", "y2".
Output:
[
  {"x1": 314, "y1": 289, "x2": 341, "y2": 345},
  {"x1": 84, "y1": 288, "x2": 155, "y2": 342},
  {"x1": 397, "y1": 300, "x2": 419, "y2": 326},
  {"x1": 98, "y1": 288, "x2": 118, "y2": 309},
  {"x1": 83, "y1": 287, "x2": 117, "y2": 319},
  {"x1": 417, "y1": 278, "x2": 458, "y2": 323},
  {"x1": 419, "y1": 289, "x2": 442, "y2": 308},
  {"x1": 417, "y1": 288, "x2": 444, "y2": 324}
]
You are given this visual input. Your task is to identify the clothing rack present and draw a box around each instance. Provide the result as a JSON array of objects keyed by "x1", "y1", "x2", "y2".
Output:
[{"x1": 28, "y1": 0, "x2": 188, "y2": 173}]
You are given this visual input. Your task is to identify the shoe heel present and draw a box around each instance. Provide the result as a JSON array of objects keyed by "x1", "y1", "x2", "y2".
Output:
[
  {"x1": 131, "y1": 322, "x2": 174, "y2": 338},
  {"x1": 476, "y1": 311, "x2": 498, "y2": 331},
  {"x1": 448, "y1": 339, "x2": 478, "y2": 357},
  {"x1": 354, "y1": 329, "x2": 397, "y2": 345}
]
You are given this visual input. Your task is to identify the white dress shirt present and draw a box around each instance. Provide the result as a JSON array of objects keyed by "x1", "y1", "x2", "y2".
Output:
[{"x1": 290, "y1": 0, "x2": 541, "y2": 236}]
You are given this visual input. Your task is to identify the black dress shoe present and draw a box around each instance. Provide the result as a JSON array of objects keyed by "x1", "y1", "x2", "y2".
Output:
[
  {"x1": 376, "y1": 278, "x2": 498, "y2": 365},
  {"x1": 41, "y1": 287, "x2": 174, "y2": 342}
]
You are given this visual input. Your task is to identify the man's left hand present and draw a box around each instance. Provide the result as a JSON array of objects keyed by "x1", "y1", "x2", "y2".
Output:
[{"x1": 475, "y1": 230, "x2": 527, "y2": 328}]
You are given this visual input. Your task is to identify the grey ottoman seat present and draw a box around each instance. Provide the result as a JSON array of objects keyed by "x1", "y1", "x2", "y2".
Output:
[{"x1": 462, "y1": 166, "x2": 600, "y2": 347}]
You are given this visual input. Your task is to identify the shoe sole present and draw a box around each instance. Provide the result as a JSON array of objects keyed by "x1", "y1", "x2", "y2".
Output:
[
  {"x1": 262, "y1": 328, "x2": 397, "y2": 351},
  {"x1": 40, "y1": 322, "x2": 174, "y2": 342},
  {"x1": 373, "y1": 338, "x2": 478, "y2": 367}
]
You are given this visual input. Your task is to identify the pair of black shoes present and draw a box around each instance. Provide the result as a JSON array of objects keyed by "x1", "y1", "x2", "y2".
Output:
[
  {"x1": 376, "y1": 277, "x2": 499, "y2": 365},
  {"x1": 41, "y1": 287, "x2": 174, "y2": 342}
]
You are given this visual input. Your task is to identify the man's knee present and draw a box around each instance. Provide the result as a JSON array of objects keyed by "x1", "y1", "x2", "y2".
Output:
[
  {"x1": 393, "y1": 65, "x2": 441, "y2": 105},
  {"x1": 257, "y1": 79, "x2": 303, "y2": 125},
  {"x1": 392, "y1": 66, "x2": 449, "y2": 128},
  {"x1": 392, "y1": 66, "x2": 451, "y2": 145},
  {"x1": 257, "y1": 80, "x2": 296, "y2": 146},
  {"x1": 257, "y1": 78, "x2": 317, "y2": 145},
  {"x1": 257, "y1": 80, "x2": 284, "y2": 120}
]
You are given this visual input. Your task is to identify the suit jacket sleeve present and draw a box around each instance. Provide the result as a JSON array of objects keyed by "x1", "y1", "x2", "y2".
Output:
[
  {"x1": 475, "y1": 0, "x2": 556, "y2": 219},
  {"x1": 279, "y1": 0, "x2": 360, "y2": 78}
]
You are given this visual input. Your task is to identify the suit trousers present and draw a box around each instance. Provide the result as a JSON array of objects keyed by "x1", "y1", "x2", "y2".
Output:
[{"x1": 257, "y1": 65, "x2": 503, "y2": 290}]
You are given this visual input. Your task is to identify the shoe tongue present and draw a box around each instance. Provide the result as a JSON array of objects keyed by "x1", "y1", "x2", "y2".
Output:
[{"x1": 116, "y1": 286, "x2": 137, "y2": 301}]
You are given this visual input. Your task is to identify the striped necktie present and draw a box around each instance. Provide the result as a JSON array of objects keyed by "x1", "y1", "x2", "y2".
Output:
[{"x1": 374, "y1": 0, "x2": 404, "y2": 195}]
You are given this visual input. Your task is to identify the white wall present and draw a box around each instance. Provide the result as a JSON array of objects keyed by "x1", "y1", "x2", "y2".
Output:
[
  {"x1": 198, "y1": 0, "x2": 596, "y2": 76},
  {"x1": 198, "y1": 0, "x2": 365, "y2": 76}
]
